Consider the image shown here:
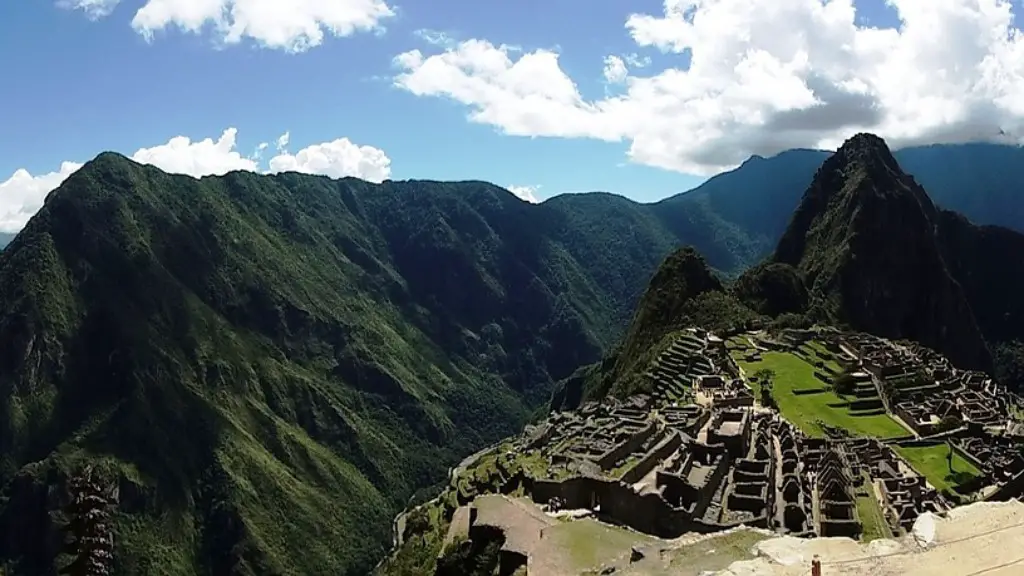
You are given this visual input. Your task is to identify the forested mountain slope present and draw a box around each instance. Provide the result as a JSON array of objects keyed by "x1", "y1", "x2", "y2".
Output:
[{"x1": 0, "y1": 154, "x2": 699, "y2": 575}]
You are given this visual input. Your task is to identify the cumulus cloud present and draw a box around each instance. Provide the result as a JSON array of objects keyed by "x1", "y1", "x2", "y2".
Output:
[
  {"x1": 0, "y1": 128, "x2": 392, "y2": 233},
  {"x1": 130, "y1": 127, "x2": 258, "y2": 176},
  {"x1": 58, "y1": 0, "x2": 121, "y2": 20},
  {"x1": 602, "y1": 56, "x2": 628, "y2": 84},
  {"x1": 506, "y1": 185, "x2": 541, "y2": 203},
  {"x1": 394, "y1": 0, "x2": 1024, "y2": 175},
  {"x1": 268, "y1": 138, "x2": 392, "y2": 183},
  {"x1": 0, "y1": 162, "x2": 83, "y2": 233},
  {"x1": 71, "y1": 0, "x2": 396, "y2": 52}
]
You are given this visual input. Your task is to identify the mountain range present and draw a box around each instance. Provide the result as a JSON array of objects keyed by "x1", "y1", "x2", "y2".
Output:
[
  {"x1": 671, "y1": 143, "x2": 1024, "y2": 267},
  {"x1": 3, "y1": 142, "x2": 1024, "y2": 269},
  {"x1": 1, "y1": 138, "x2": 1024, "y2": 575},
  {"x1": 572, "y1": 134, "x2": 1024, "y2": 408}
]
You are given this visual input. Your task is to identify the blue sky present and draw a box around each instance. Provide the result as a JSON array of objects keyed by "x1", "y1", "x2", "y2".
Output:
[
  {"x1": 2, "y1": 0, "x2": 705, "y2": 204},
  {"x1": 0, "y1": 0, "x2": 1019, "y2": 232}
]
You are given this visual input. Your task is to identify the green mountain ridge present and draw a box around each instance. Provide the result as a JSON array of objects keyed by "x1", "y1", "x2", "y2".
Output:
[
  {"x1": 4, "y1": 142, "x2": 1023, "y2": 269},
  {"x1": 0, "y1": 153, "x2": 709, "y2": 575},
  {"x1": 555, "y1": 247, "x2": 761, "y2": 406},
  {"x1": 576, "y1": 134, "x2": 1024, "y2": 409}
]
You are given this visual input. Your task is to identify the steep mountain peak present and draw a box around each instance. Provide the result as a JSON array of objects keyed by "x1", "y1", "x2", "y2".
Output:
[
  {"x1": 91, "y1": 150, "x2": 132, "y2": 163},
  {"x1": 770, "y1": 134, "x2": 990, "y2": 370},
  {"x1": 838, "y1": 131, "x2": 891, "y2": 155},
  {"x1": 827, "y1": 133, "x2": 916, "y2": 196},
  {"x1": 775, "y1": 132, "x2": 935, "y2": 267},
  {"x1": 605, "y1": 247, "x2": 724, "y2": 366},
  {"x1": 560, "y1": 246, "x2": 763, "y2": 407}
]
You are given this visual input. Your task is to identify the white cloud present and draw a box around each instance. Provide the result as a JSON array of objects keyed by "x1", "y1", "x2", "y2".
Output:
[
  {"x1": 126, "y1": 0, "x2": 394, "y2": 52},
  {"x1": 131, "y1": 127, "x2": 258, "y2": 176},
  {"x1": 268, "y1": 137, "x2": 391, "y2": 182},
  {"x1": 0, "y1": 162, "x2": 83, "y2": 233},
  {"x1": 506, "y1": 185, "x2": 541, "y2": 203},
  {"x1": 602, "y1": 55, "x2": 628, "y2": 84},
  {"x1": 276, "y1": 131, "x2": 291, "y2": 151},
  {"x1": 0, "y1": 128, "x2": 392, "y2": 233},
  {"x1": 58, "y1": 0, "x2": 121, "y2": 20},
  {"x1": 623, "y1": 53, "x2": 651, "y2": 68},
  {"x1": 393, "y1": 0, "x2": 1024, "y2": 175},
  {"x1": 414, "y1": 28, "x2": 455, "y2": 48}
]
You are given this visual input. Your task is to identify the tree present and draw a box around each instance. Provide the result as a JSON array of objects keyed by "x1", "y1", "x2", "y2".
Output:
[
  {"x1": 833, "y1": 372, "x2": 857, "y2": 396},
  {"x1": 937, "y1": 415, "x2": 960, "y2": 434},
  {"x1": 59, "y1": 466, "x2": 116, "y2": 576},
  {"x1": 753, "y1": 368, "x2": 777, "y2": 409}
]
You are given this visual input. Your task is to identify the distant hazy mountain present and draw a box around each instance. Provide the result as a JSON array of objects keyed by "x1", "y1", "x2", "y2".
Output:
[
  {"x1": 898, "y1": 143, "x2": 1024, "y2": 232},
  {"x1": 660, "y1": 142, "x2": 1024, "y2": 271},
  {"x1": 0, "y1": 233, "x2": 13, "y2": 249}
]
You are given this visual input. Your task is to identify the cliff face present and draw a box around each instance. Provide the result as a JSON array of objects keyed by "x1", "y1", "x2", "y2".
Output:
[{"x1": 772, "y1": 133, "x2": 990, "y2": 371}]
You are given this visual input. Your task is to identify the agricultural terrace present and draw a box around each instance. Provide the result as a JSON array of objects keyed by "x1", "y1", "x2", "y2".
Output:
[
  {"x1": 894, "y1": 444, "x2": 983, "y2": 494},
  {"x1": 729, "y1": 340, "x2": 909, "y2": 439}
]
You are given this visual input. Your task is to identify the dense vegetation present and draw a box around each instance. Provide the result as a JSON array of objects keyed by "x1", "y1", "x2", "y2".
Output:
[
  {"x1": 553, "y1": 247, "x2": 763, "y2": 408},
  {"x1": 0, "y1": 154, "x2": 732, "y2": 575}
]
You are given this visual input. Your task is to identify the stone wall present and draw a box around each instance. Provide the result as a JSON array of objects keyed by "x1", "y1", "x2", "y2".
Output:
[
  {"x1": 527, "y1": 462, "x2": 740, "y2": 539},
  {"x1": 620, "y1": 433, "x2": 684, "y2": 485},
  {"x1": 595, "y1": 421, "x2": 659, "y2": 470}
]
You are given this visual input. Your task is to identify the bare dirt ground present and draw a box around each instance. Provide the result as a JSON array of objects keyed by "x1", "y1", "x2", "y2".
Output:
[{"x1": 714, "y1": 500, "x2": 1024, "y2": 576}]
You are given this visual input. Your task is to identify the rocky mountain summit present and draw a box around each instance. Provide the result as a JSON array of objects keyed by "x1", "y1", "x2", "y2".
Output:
[{"x1": 772, "y1": 133, "x2": 991, "y2": 371}]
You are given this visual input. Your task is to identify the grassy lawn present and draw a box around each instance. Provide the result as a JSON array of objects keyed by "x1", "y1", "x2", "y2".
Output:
[
  {"x1": 735, "y1": 350, "x2": 909, "y2": 439},
  {"x1": 611, "y1": 453, "x2": 644, "y2": 479},
  {"x1": 544, "y1": 519, "x2": 654, "y2": 572},
  {"x1": 855, "y1": 474, "x2": 892, "y2": 541},
  {"x1": 665, "y1": 529, "x2": 768, "y2": 575},
  {"x1": 894, "y1": 444, "x2": 982, "y2": 493}
]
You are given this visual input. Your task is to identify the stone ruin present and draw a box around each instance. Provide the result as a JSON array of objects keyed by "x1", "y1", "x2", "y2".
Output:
[
  {"x1": 439, "y1": 326, "x2": 1024, "y2": 574},
  {"x1": 501, "y1": 402, "x2": 889, "y2": 542},
  {"x1": 814, "y1": 449, "x2": 860, "y2": 537},
  {"x1": 645, "y1": 330, "x2": 707, "y2": 404}
]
